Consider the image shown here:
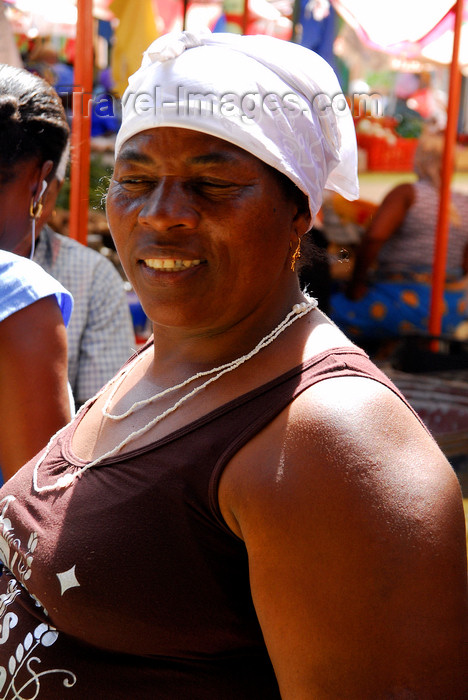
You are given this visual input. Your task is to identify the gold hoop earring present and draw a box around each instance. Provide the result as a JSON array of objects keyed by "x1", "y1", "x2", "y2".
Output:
[
  {"x1": 29, "y1": 197, "x2": 43, "y2": 219},
  {"x1": 290, "y1": 237, "x2": 301, "y2": 272}
]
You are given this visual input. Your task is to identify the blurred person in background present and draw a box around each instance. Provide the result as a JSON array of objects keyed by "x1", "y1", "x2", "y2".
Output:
[
  {"x1": 0, "y1": 251, "x2": 72, "y2": 483},
  {"x1": 0, "y1": 67, "x2": 75, "y2": 485},
  {"x1": 330, "y1": 130, "x2": 468, "y2": 342}
]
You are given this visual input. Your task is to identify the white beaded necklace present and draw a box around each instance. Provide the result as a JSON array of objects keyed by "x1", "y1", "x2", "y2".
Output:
[{"x1": 33, "y1": 298, "x2": 317, "y2": 493}]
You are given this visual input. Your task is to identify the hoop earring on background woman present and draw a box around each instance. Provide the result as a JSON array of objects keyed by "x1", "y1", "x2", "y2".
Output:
[
  {"x1": 28, "y1": 197, "x2": 44, "y2": 260},
  {"x1": 290, "y1": 236, "x2": 301, "y2": 272}
]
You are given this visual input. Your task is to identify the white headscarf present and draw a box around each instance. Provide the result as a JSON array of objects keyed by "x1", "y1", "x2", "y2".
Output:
[{"x1": 115, "y1": 29, "x2": 359, "y2": 218}]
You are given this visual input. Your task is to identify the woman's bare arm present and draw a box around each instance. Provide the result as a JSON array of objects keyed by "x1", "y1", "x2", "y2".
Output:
[
  {"x1": 348, "y1": 183, "x2": 415, "y2": 300},
  {"x1": 220, "y1": 376, "x2": 468, "y2": 698},
  {"x1": 0, "y1": 295, "x2": 71, "y2": 481}
]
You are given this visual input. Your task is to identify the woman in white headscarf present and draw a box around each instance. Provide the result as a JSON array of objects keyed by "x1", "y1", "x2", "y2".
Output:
[{"x1": 0, "y1": 31, "x2": 465, "y2": 699}]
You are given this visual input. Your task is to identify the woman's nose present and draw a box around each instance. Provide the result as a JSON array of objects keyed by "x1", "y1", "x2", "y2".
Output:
[{"x1": 138, "y1": 178, "x2": 200, "y2": 231}]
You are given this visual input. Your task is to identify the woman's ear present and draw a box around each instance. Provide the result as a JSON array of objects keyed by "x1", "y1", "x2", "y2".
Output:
[
  {"x1": 292, "y1": 191, "x2": 313, "y2": 237},
  {"x1": 31, "y1": 160, "x2": 54, "y2": 202},
  {"x1": 39, "y1": 160, "x2": 53, "y2": 187},
  {"x1": 37, "y1": 177, "x2": 62, "y2": 230}
]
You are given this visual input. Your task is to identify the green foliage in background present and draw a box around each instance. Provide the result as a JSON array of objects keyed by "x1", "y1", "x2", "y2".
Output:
[
  {"x1": 365, "y1": 70, "x2": 395, "y2": 93},
  {"x1": 394, "y1": 114, "x2": 424, "y2": 139}
]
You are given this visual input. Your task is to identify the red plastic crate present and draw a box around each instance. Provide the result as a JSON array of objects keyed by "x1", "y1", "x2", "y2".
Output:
[{"x1": 357, "y1": 134, "x2": 419, "y2": 172}]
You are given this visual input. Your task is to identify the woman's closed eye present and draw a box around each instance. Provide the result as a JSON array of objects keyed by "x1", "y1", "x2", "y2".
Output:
[
  {"x1": 190, "y1": 179, "x2": 251, "y2": 198},
  {"x1": 112, "y1": 173, "x2": 252, "y2": 201}
]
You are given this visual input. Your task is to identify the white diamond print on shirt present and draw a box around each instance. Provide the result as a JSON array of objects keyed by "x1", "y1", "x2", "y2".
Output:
[{"x1": 57, "y1": 566, "x2": 81, "y2": 596}]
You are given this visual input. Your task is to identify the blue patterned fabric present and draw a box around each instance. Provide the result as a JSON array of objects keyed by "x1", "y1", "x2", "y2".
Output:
[{"x1": 331, "y1": 279, "x2": 468, "y2": 340}]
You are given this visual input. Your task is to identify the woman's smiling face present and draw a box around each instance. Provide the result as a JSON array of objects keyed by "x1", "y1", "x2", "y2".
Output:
[{"x1": 107, "y1": 127, "x2": 309, "y2": 335}]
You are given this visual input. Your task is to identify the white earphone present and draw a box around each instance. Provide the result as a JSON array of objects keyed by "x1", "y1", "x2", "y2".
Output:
[{"x1": 39, "y1": 179, "x2": 48, "y2": 198}]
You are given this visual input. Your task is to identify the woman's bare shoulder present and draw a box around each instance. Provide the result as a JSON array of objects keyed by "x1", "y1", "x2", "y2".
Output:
[
  {"x1": 219, "y1": 370, "x2": 468, "y2": 699},
  {"x1": 224, "y1": 311, "x2": 453, "y2": 517},
  {"x1": 223, "y1": 369, "x2": 457, "y2": 521}
]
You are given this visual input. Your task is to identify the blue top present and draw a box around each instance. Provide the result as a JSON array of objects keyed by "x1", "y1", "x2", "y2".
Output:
[{"x1": 0, "y1": 250, "x2": 73, "y2": 326}]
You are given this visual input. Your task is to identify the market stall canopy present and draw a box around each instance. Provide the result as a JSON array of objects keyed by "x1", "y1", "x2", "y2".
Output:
[
  {"x1": 331, "y1": 0, "x2": 468, "y2": 67},
  {"x1": 3, "y1": 0, "x2": 114, "y2": 37}
]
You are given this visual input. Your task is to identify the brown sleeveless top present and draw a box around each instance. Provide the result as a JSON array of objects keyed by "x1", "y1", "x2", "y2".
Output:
[{"x1": 0, "y1": 347, "x2": 425, "y2": 698}]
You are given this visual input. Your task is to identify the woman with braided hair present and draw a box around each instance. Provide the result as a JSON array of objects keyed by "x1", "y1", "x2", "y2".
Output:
[{"x1": 0, "y1": 66, "x2": 73, "y2": 481}]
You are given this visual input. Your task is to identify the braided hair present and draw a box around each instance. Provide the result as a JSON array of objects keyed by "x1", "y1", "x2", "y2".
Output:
[{"x1": 0, "y1": 64, "x2": 69, "y2": 180}]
